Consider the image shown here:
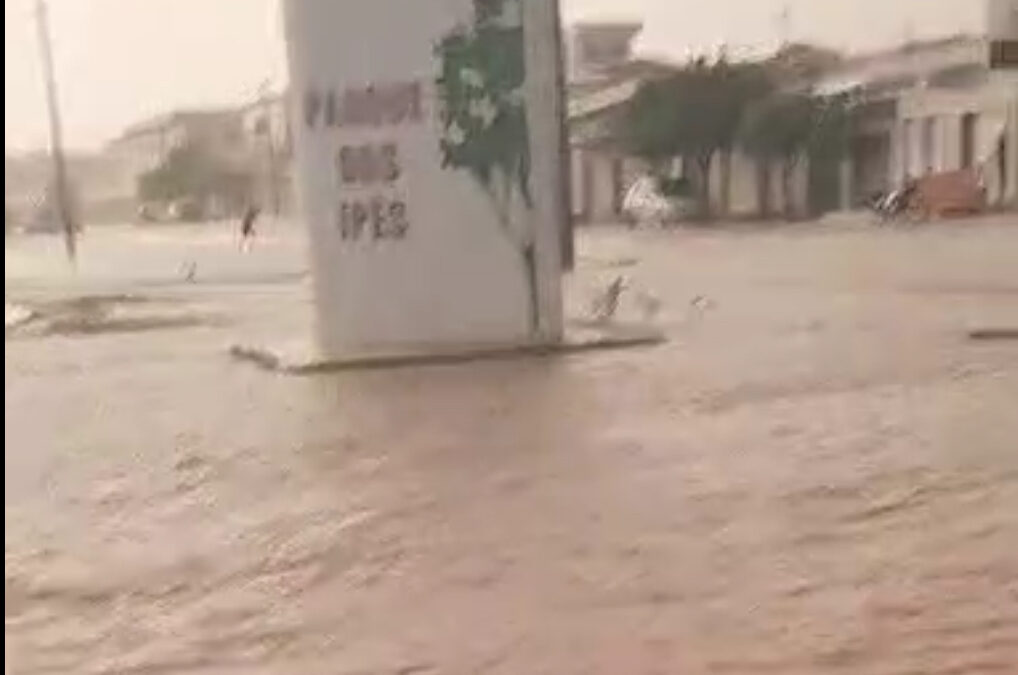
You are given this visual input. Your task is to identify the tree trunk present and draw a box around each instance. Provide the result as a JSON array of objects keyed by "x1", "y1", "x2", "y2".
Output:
[
  {"x1": 781, "y1": 160, "x2": 795, "y2": 220},
  {"x1": 756, "y1": 158, "x2": 772, "y2": 218},
  {"x1": 696, "y1": 154, "x2": 712, "y2": 220},
  {"x1": 520, "y1": 243, "x2": 539, "y2": 334},
  {"x1": 719, "y1": 150, "x2": 732, "y2": 217},
  {"x1": 483, "y1": 176, "x2": 539, "y2": 336}
]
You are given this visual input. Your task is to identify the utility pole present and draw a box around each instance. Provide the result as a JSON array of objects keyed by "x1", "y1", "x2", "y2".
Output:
[
  {"x1": 35, "y1": 0, "x2": 77, "y2": 263},
  {"x1": 775, "y1": 4, "x2": 791, "y2": 48},
  {"x1": 552, "y1": 0, "x2": 573, "y2": 269}
]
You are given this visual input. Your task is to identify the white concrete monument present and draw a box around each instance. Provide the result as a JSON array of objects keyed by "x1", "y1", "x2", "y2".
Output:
[{"x1": 282, "y1": 0, "x2": 565, "y2": 360}]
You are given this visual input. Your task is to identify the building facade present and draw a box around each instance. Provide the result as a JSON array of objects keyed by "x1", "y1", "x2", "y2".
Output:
[
  {"x1": 822, "y1": 21, "x2": 1018, "y2": 210},
  {"x1": 100, "y1": 104, "x2": 299, "y2": 220},
  {"x1": 570, "y1": 2, "x2": 1018, "y2": 224},
  {"x1": 566, "y1": 28, "x2": 842, "y2": 224},
  {"x1": 566, "y1": 22, "x2": 673, "y2": 223},
  {"x1": 106, "y1": 109, "x2": 248, "y2": 179}
]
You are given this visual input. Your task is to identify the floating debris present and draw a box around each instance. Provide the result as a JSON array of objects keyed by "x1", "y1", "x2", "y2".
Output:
[
  {"x1": 967, "y1": 328, "x2": 1018, "y2": 341},
  {"x1": 590, "y1": 275, "x2": 626, "y2": 322}
]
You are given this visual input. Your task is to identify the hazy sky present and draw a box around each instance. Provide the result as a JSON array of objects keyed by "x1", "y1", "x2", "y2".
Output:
[{"x1": 5, "y1": 0, "x2": 986, "y2": 152}]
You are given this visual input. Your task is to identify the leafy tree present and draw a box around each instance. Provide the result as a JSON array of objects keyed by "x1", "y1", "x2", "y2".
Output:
[
  {"x1": 739, "y1": 92, "x2": 813, "y2": 218},
  {"x1": 137, "y1": 141, "x2": 252, "y2": 217},
  {"x1": 435, "y1": 0, "x2": 542, "y2": 333},
  {"x1": 807, "y1": 94, "x2": 852, "y2": 161},
  {"x1": 621, "y1": 57, "x2": 772, "y2": 218},
  {"x1": 739, "y1": 92, "x2": 850, "y2": 218},
  {"x1": 712, "y1": 59, "x2": 774, "y2": 215},
  {"x1": 622, "y1": 78, "x2": 685, "y2": 167}
]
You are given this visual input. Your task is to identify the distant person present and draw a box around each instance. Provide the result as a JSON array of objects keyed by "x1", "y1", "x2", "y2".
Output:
[{"x1": 239, "y1": 205, "x2": 260, "y2": 251}]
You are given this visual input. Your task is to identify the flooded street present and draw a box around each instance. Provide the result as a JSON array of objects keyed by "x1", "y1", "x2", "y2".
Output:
[{"x1": 6, "y1": 219, "x2": 1018, "y2": 674}]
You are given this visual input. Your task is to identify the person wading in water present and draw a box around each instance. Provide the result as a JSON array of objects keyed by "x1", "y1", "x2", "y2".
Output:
[{"x1": 239, "y1": 204, "x2": 261, "y2": 251}]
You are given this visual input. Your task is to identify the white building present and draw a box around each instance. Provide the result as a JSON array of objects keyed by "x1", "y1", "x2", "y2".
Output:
[
  {"x1": 565, "y1": 22, "x2": 678, "y2": 223},
  {"x1": 570, "y1": 1, "x2": 1018, "y2": 223},
  {"x1": 819, "y1": 5, "x2": 1018, "y2": 210},
  {"x1": 567, "y1": 37, "x2": 831, "y2": 223},
  {"x1": 106, "y1": 109, "x2": 248, "y2": 180}
]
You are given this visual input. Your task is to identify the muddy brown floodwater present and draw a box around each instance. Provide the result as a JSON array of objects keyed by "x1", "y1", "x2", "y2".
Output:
[{"x1": 6, "y1": 220, "x2": 1018, "y2": 674}]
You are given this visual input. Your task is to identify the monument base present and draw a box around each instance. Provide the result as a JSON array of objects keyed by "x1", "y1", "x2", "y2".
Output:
[{"x1": 229, "y1": 321, "x2": 665, "y2": 374}]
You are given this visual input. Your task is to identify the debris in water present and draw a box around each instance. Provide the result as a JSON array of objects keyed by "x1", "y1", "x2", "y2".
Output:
[{"x1": 590, "y1": 275, "x2": 626, "y2": 321}]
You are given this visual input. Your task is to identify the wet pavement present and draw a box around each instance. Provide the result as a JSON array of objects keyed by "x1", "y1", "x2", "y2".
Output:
[{"x1": 6, "y1": 217, "x2": 1018, "y2": 673}]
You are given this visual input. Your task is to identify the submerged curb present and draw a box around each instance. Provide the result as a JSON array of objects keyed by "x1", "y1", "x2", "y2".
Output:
[{"x1": 229, "y1": 322, "x2": 666, "y2": 374}]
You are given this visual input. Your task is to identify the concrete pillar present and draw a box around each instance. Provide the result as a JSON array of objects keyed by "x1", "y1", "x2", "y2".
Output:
[
  {"x1": 941, "y1": 114, "x2": 962, "y2": 171},
  {"x1": 570, "y1": 148, "x2": 585, "y2": 219},
  {"x1": 838, "y1": 157, "x2": 853, "y2": 210},
  {"x1": 522, "y1": 0, "x2": 567, "y2": 340},
  {"x1": 1008, "y1": 97, "x2": 1018, "y2": 207}
]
